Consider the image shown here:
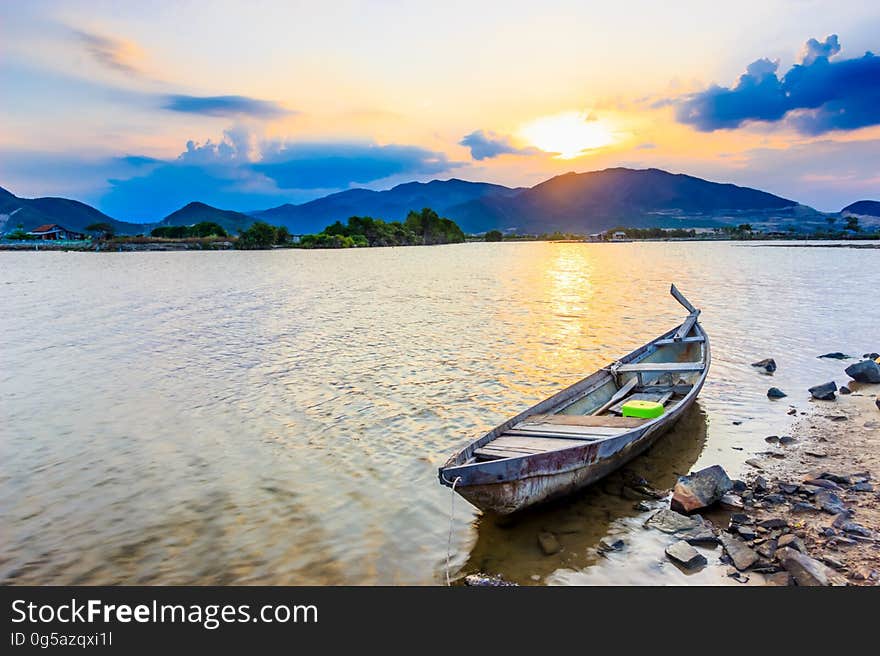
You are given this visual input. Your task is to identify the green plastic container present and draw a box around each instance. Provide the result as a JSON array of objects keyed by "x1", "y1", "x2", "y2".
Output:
[{"x1": 621, "y1": 399, "x2": 665, "y2": 419}]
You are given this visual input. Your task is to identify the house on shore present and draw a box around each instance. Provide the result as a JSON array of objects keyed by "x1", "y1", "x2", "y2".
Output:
[{"x1": 27, "y1": 224, "x2": 86, "y2": 240}]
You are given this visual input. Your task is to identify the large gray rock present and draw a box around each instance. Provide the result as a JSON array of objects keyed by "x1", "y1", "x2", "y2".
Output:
[
  {"x1": 845, "y1": 359, "x2": 880, "y2": 383},
  {"x1": 719, "y1": 533, "x2": 759, "y2": 571},
  {"x1": 777, "y1": 548, "x2": 847, "y2": 586},
  {"x1": 767, "y1": 387, "x2": 787, "y2": 399},
  {"x1": 671, "y1": 465, "x2": 733, "y2": 513},
  {"x1": 665, "y1": 540, "x2": 707, "y2": 569},
  {"x1": 815, "y1": 490, "x2": 848, "y2": 515},
  {"x1": 645, "y1": 509, "x2": 717, "y2": 544},
  {"x1": 809, "y1": 381, "x2": 837, "y2": 400}
]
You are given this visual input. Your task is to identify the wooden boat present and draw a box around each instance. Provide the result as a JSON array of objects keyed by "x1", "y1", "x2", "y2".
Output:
[{"x1": 438, "y1": 284, "x2": 709, "y2": 515}]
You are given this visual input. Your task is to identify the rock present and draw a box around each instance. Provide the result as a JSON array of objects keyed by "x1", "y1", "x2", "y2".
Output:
[
  {"x1": 731, "y1": 479, "x2": 747, "y2": 493},
  {"x1": 815, "y1": 491, "x2": 848, "y2": 515},
  {"x1": 803, "y1": 477, "x2": 841, "y2": 490},
  {"x1": 719, "y1": 533, "x2": 760, "y2": 571},
  {"x1": 764, "y1": 435, "x2": 779, "y2": 443},
  {"x1": 787, "y1": 407, "x2": 797, "y2": 415},
  {"x1": 736, "y1": 525, "x2": 757, "y2": 540},
  {"x1": 821, "y1": 556, "x2": 846, "y2": 571},
  {"x1": 645, "y1": 509, "x2": 717, "y2": 544},
  {"x1": 777, "y1": 534, "x2": 805, "y2": 552},
  {"x1": 817, "y1": 352, "x2": 850, "y2": 360},
  {"x1": 537, "y1": 531, "x2": 561, "y2": 555},
  {"x1": 876, "y1": 395, "x2": 880, "y2": 412},
  {"x1": 752, "y1": 358, "x2": 777, "y2": 373},
  {"x1": 756, "y1": 539, "x2": 778, "y2": 559},
  {"x1": 763, "y1": 494, "x2": 786, "y2": 505},
  {"x1": 745, "y1": 459, "x2": 764, "y2": 470},
  {"x1": 777, "y1": 548, "x2": 847, "y2": 586},
  {"x1": 729, "y1": 513, "x2": 750, "y2": 525},
  {"x1": 767, "y1": 387, "x2": 787, "y2": 399},
  {"x1": 759, "y1": 517, "x2": 787, "y2": 529},
  {"x1": 464, "y1": 573, "x2": 518, "y2": 586},
  {"x1": 845, "y1": 359, "x2": 880, "y2": 383},
  {"x1": 670, "y1": 465, "x2": 733, "y2": 513},
  {"x1": 839, "y1": 386, "x2": 852, "y2": 395},
  {"x1": 753, "y1": 476, "x2": 769, "y2": 493},
  {"x1": 598, "y1": 536, "x2": 625, "y2": 552},
  {"x1": 850, "y1": 482, "x2": 874, "y2": 492},
  {"x1": 633, "y1": 500, "x2": 654, "y2": 511},
  {"x1": 765, "y1": 571, "x2": 792, "y2": 586},
  {"x1": 809, "y1": 381, "x2": 837, "y2": 401},
  {"x1": 863, "y1": 352, "x2": 880, "y2": 360},
  {"x1": 665, "y1": 540, "x2": 707, "y2": 569},
  {"x1": 720, "y1": 493, "x2": 744, "y2": 510},
  {"x1": 779, "y1": 435, "x2": 795, "y2": 445},
  {"x1": 832, "y1": 517, "x2": 872, "y2": 537},
  {"x1": 791, "y1": 501, "x2": 817, "y2": 513},
  {"x1": 819, "y1": 472, "x2": 853, "y2": 485},
  {"x1": 779, "y1": 483, "x2": 799, "y2": 494}
]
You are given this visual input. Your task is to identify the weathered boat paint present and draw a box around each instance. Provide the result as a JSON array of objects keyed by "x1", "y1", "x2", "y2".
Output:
[{"x1": 439, "y1": 286, "x2": 709, "y2": 514}]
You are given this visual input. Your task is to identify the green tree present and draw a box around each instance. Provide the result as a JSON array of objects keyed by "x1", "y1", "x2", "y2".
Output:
[
  {"x1": 86, "y1": 222, "x2": 115, "y2": 238},
  {"x1": 236, "y1": 221, "x2": 278, "y2": 249},
  {"x1": 485, "y1": 230, "x2": 504, "y2": 242},
  {"x1": 189, "y1": 222, "x2": 228, "y2": 238},
  {"x1": 845, "y1": 216, "x2": 861, "y2": 232},
  {"x1": 275, "y1": 225, "x2": 291, "y2": 244}
]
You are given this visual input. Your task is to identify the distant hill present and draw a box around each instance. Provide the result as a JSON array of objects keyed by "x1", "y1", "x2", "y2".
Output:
[
  {"x1": 445, "y1": 168, "x2": 804, "y2": 233},
  {"x1": 249, "y1": 168, "x2": 811, "y2": 234},
  {"x1": 1, "y1": 168, "x2": 830, "y2": 237},
  {"x1": 842, "y1": 200, "x2": 880, "y2": 217},
  {"x1": 250, "y1": 178, "x2": 521, "y2": 233},
  {"x1": 158, "y1": 202, "x2": 253, "y2": 234},
  {"x1": 0, "y1": 186, "x2": 142, "y2": 235}
]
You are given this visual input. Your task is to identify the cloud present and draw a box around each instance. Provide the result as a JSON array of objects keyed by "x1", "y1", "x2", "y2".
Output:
[
  {"x1": 94, "y1": 128, "x2": 457, "y2": 220},
  {"x1": 459, "y1": 130, "x2": 537, "y2": 160},
  {"x1": 673, "y1": 35, "x2": 880, "y2": 135},
  {"x1": 73, "y1": 29, "x2": 143, "y2": 76},
  {"x1": 162, "y1": 94, "x2": 293, "y2": 119},
  {"x1": 253, "y1": 141, "x2": 453, "y2": 188}
]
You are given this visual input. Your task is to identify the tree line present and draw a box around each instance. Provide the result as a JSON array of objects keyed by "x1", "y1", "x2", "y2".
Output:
[{"x1": 298, "y1": 208, "x2": 465, "y2": 249}]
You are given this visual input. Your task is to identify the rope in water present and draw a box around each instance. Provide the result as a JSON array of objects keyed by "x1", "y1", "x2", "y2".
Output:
[{"x1": 445, "y1": 475, "x2": 462, "y2": 587}]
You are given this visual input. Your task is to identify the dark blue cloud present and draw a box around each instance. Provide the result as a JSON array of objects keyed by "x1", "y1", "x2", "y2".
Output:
[
  {"x1": 460, "y1": 130, "x2": 535, "y2": 160},
  {"x1": 96, "y1": 132, "x2": 457, "y2": 220},
  {"x1": 253, "y1": 142, "x2": 453, "y2": 188},
  {"x1": 674, "y1": 35, "x2": 880, "y2": 134},
  {"x1": 162, "y1": 94, "x2": 292, "y2": 119}
]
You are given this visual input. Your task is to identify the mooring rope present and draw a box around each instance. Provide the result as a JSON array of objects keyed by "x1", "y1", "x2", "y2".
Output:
[{"x1": 445, "y1": 475, "x2": 462, "y2": 587}]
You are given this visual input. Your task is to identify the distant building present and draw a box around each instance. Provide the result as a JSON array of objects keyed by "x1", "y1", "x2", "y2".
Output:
[
  {"x1": 611, "y1": 231, "x2": 627, "y2": 241},
  {"x1": 27, "y1": 224, "x2": 85, "y2": 240}
]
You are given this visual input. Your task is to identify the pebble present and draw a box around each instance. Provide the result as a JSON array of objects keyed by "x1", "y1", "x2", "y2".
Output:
[
  {"x1": 665, "y1": 540, "x2": 707, "y2": 569},
  {"x1": 537, "y1": 531, "x2": 561, "y2": 555},
  {"x1": 767, "y1": 387, "x2": 787, "y2": 399},
  {"x1": 598, "y1": 536, "x2": 625, "y2": 553}
]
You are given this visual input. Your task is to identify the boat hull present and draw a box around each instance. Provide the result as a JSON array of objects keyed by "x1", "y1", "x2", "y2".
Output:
[{"x1": 454, "y1": 392, "x2": 695, "y2": 514}]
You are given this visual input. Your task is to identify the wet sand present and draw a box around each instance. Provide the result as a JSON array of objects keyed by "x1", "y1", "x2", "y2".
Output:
[{"x1": 742, "y1": 386, "x2": 880, "y2": 585}]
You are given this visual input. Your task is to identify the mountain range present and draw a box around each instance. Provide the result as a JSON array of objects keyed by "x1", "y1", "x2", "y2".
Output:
[{"x1": 2, "y1": 168, "x2": 876, "y2": 237}]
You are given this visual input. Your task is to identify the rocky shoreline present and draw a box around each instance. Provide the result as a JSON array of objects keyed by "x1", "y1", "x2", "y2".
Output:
[
  {"x1": 466, "y1": 355, "x2": 880, "y2": 587},
  {"x1": 655, "y1": 356, "x2": 880, "y2": 586}
]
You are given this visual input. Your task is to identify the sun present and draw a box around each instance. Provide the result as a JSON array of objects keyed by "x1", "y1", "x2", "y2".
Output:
[{"x1": 519, "y1": 111, "x2": 616, "y2": 159}]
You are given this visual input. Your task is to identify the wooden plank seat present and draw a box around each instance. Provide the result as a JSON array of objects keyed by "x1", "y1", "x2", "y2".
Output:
[
  {"x1": 474, "y1": 435, "x2": 588, "y2": 461},
  {"x1": 615, "y1": 361, "x2": 704, "y2": 373}
]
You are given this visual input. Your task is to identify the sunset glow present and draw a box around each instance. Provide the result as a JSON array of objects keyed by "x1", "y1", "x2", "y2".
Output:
[{"x1": 520, "y1": 112, "x2": 617, "y2": 159}]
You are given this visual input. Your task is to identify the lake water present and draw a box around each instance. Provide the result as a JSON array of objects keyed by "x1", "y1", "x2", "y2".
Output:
[{"x1": 1, "y1": 242, "x2": 877, "y2": 585}]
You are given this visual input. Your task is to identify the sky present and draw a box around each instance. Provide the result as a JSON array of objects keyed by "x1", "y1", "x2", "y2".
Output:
[{"x1": 1, "y1": 0, "x2": 878, "y2": 220}]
